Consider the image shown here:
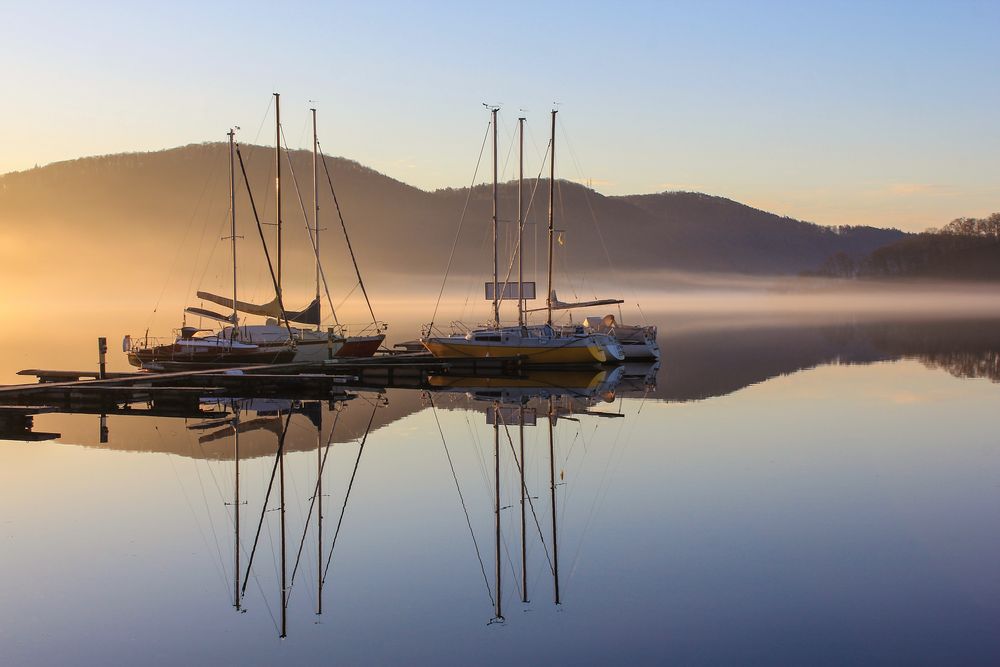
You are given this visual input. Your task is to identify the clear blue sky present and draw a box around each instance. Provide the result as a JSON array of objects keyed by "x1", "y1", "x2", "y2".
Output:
[{"x1": 3, "y1": 0, "x2": 998, "y2": 230}]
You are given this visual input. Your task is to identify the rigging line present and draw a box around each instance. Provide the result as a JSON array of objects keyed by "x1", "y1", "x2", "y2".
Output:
[
  {"x1": 248, "y1": 557, "x2": 281, "y2": 633},
  {"x1": 460, "y1": 405, "x2": 493, "y2": 505},
  {"x1": 147, "y1": 144, "x2": 225, "y2": 327},
  {"x1": 428, "y1": 121, "x2": 491, "y2": 332},
  {"x1": 554, "y1": 179, "x2": 581, "y2": 302},
  {"x1": 496, "y1": 143, "x2": 551, "y2": 305},
  {"x1": 559, "y1": 120, "x2": 639, "y2": 309},
  {"x1": 190, "y1": 450, "x2": 230, "y2": 584},
  {"x1": 160, "y1": 432, "x2": 229, "y2": 598},
  {"x1": 334, "y1": 282, "x2": 360, "y2": 313},
  {"x1": 192, "y1": 205, "x2": 235, "y2": 317},
  {"x1": 184, "y1": 157, "x2": 227, "y2": 302},
  {"x1": 241, "y1": 411, "x2": 293, "y2": 598},
  {"x1": 321, "y1": 403, "x2": 379, "y2": 584},
  {"x1": 566, "y1": 408, "x2": 638, "y2": 593},
  {"x1": 287, "y1": 407, "x2": 342, "y2": 600},
  {"x1": 183, "y1": 428, "x2": 229, "y2": 583},
  {"x1": 458, "y1": 223, "x2": 492, "y2": 326},
  {"x1": 499, "y1": 119, "x2": 518, "y2": 188},
  {"x1": 318, "y1": 142, "x2": 377, "y2": 326},
  {"x1": 565, "y1": 419, "x2": 628, "y2": 582},
  {"x1": 279, "y1": 128, "x2": 341, "y2": 327},
  {"x1": 466, "y1": 404, "x2": 494, "y2": 498},
  {"x1": 252, "y1": 95, "x2": 274, "y2": 146},
  {"x1": 235, "y1": 143, "x2": 294, "y2": 341},
  {"x1": 429, "y1": 397, "x2": 494, "y2": 606},
  {"x1": 497, "y1": 410, "x2": 555, "y2": 574}
]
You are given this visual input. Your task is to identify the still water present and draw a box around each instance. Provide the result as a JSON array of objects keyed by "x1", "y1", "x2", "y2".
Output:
[{"x1": 2, "y1": 316, "x2": 1000, "y2": 665}]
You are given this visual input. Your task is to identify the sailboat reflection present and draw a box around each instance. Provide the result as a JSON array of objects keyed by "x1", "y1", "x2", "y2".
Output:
[
  {"x1": 190, "y1": 368, "x2": 634, "y2": 637},
  {"x1": 206, "y1": 392, "x2": 385, "y2": 637},
  {"x1": 424, "y1": 369, "x2": 632, "y2": 626}
]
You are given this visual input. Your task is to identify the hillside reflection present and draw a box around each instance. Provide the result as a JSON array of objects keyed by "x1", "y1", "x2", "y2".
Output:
[{"x1": 4, "y1": 316, "x2": 1000, "y2": 646}]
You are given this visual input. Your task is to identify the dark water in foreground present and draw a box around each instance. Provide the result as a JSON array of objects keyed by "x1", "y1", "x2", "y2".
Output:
[{"x1": 2, "y1": 316, "x2": 1000, "y2": 665}]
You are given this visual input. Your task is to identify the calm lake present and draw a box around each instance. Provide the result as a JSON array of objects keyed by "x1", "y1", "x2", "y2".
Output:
[{"x1": 2, "y1": 314, "x2": 999, "y2": 665}]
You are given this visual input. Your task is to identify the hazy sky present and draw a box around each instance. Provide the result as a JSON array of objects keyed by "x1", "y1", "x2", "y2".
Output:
[{"x1": 3, "y1": 0, "x2": 998, "y2": 230}]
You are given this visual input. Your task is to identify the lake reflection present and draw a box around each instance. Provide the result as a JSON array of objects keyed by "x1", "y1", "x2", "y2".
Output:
[{"x1": 2, "y1": 317, "x2": 1000, "y2": 665}]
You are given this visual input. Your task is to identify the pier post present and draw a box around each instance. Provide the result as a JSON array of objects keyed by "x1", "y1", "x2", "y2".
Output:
[{"x1": 97, "y1": 337, "x2": 107, "y2": 380}]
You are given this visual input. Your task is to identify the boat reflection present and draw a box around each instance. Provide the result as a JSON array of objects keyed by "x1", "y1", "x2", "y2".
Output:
[{"x1": 165, "y1": 369, "x2": 642, "y2": 637}]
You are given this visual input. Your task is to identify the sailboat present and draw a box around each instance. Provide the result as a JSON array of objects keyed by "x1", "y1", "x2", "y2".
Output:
[
  {"x1": 420, "y1": 108, "x2": 624, "y2": 365},
  {"x1": 199, "y1": 95, "x2": 386, "y2": 360},
  {"x1": 126, "y1": 127, "x2": 298, "y2": 370}
]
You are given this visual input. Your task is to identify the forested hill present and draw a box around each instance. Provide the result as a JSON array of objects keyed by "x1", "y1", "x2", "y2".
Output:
[
  {"x1": 810, "y1": 213, "x2": 1000, "y2": 280},
  {"x1": 0, "y1": 143, "x2": 907, "y2": 281}
]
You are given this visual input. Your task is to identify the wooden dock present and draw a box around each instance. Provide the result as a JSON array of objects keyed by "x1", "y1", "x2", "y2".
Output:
[{"x1": 1, "y1": 353, "x2": 538, "y2": 408}]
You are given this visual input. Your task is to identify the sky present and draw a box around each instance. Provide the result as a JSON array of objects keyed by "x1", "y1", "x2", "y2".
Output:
[{"x1": 2, "y1": 0, "x2": 998, "y2": 231}]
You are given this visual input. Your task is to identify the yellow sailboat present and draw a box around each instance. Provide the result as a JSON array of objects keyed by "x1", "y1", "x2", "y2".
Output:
[{"x1": 421, "y1": 108, "x2": 623, "y2": 365}]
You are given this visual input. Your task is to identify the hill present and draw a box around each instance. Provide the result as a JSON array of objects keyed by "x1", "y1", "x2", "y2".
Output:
[
  {"x1": 808, "y1": 213, "x2": 1000, "y2": 280},
  {"x1": 0, "y1": 143, "x2": 908, "y2": 292}
]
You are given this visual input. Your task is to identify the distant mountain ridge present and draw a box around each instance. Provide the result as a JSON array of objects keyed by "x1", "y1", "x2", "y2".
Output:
[{"x1": 0, "y1": 143, "x2": 908, "y2": 281}]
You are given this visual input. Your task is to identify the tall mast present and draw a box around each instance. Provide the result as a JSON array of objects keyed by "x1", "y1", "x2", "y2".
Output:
[
  {"x1": 546, "y1": 110, "x2": 557, "y2": 327},
  {"x1": 548, "y1": 397, "x2": 561, "y2": 605},
  {"x1": 274, "y1": 93, "x2": 283, "y2": 305},
  {"x1": 232, "y1": 405, "x2": 241, "y2": 610},
  {"x1": 493, "y1": 402, "x2": 503, "y2": 622},
  {"x1": 228, "y1": 129, "x2": 238, "y2": 328},
  {"x1": 316, "y1": 408, "x2": 323, "y2": 614},
  {"x1": 312, "y1": 107, "x2": 321, "y2": 331},
  {"x1": 517, "y1": 116, "x2": 525, "y2": 328},
  {"x1": 519, "y1": 404, "x2": 528, "y2": 603},
  {"x1": 491, "y1": 106, "x2": 500, "y2": 328},
  {"x1": 279, "y1": 411, "x2": 288, "y2": 638}
]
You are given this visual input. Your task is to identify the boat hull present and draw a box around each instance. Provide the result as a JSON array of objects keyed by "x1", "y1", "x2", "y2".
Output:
[
  {"x1": 127, "y1": 345, "x2": 296, "y2": 371},
  {"x1": 335, "y1": 334, "x2": 385, "y2": 358},
  {"x1": 421, "y1": 338, "x2": 606, "y2": 364},
  {"x1": 620, "y1": 339, "x2": 661, "y2": 360}
]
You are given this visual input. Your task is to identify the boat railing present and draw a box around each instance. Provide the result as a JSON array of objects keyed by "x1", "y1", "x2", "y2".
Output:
[
  {"x1": 123, "y1": 334, "x2": 174, "y2": 352},
  {"x1": 421, "y1": 321, "x2": 470, "y2": 337},
  {"x1": 330, "y1": 321, "x2": 388, "y2": 338}
]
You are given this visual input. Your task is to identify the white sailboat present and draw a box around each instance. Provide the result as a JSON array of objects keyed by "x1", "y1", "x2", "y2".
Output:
[
  {"x1": 126, "y1": 127, "x2": 299, "y2": 370},
  {"x1": 198, "y1": 95, "x2": 386, "y2": 360}
]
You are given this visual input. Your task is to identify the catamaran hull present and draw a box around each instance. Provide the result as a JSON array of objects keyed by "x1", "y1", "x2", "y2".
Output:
[{"x1": 421, "y1": 338, "x2": 606, "y2": 364}]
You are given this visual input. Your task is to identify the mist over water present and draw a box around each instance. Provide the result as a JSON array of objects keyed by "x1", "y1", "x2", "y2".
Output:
[{"x1": 5, "y1": 275, "x2": 1000, "y2": 384}]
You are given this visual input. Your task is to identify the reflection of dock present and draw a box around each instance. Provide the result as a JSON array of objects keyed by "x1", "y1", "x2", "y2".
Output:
[
  {"x1": 0, "y1": 406, "x2": 60, "y2": 441},
  {"x1": 3, "y1": 354, "x2": 648, "y2": 410},
  {"x1": 1, "y1": 353, "x2": 657, "y2": 443}
]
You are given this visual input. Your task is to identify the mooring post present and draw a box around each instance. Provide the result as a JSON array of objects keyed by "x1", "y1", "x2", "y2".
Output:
[{"x1": 97, "y1": 337, "x2": 108, "y2": 380}]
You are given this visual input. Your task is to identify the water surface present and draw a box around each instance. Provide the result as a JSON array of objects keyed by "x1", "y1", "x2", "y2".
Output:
[{"x1": 2, "y1": 316, "x2": 999, "y2": 665}]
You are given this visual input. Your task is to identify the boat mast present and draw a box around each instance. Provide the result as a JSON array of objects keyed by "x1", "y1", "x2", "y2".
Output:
[
  {"x1": 312, "y1": 107, "x2": 321, "y2": 331},
  {"x1": 493, "y1": 402, "x2": 503, "y2": 622},
  {"x1": 232, "y1": 404, "x2": 241, "y2": 610},
  {"x1": 279, "y1": 410, "x2": 288, "y2": 638},
  {"x1": 316, "y1": 408, "x2": 323, "y2": 614},
  {"x1": 491, "y1": 106, "x2": 500, "y2": 328},
  {"x1": 228, "y1": 129, "x2": 238, "y2": 329},
  {"x1": 274, "y1": 93, "x2": 283, "y2": 309},
  {"x1": 517, "y1": 116, "x2": 525, "y2": 328},
  {"x1": 519, "y1": 403, "x2": 528, "y2": 603},
  {"x1": 546, "y1": 110, "x2": 557, "y2": 327},
  {"x1": 548, "y1": 397, "x2": 560, "y2": 605}
]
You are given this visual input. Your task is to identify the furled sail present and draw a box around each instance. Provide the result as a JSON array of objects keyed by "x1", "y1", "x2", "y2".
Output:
[
  {"x1": 525, "y1": 291, "x2": 624, "y2": 312},
  {"x1": 184, "y1": 306, "x2": 238, "y2": 324},
  {"x1": 196, "y1": 291, "x2": 321, "y2": 325}
]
